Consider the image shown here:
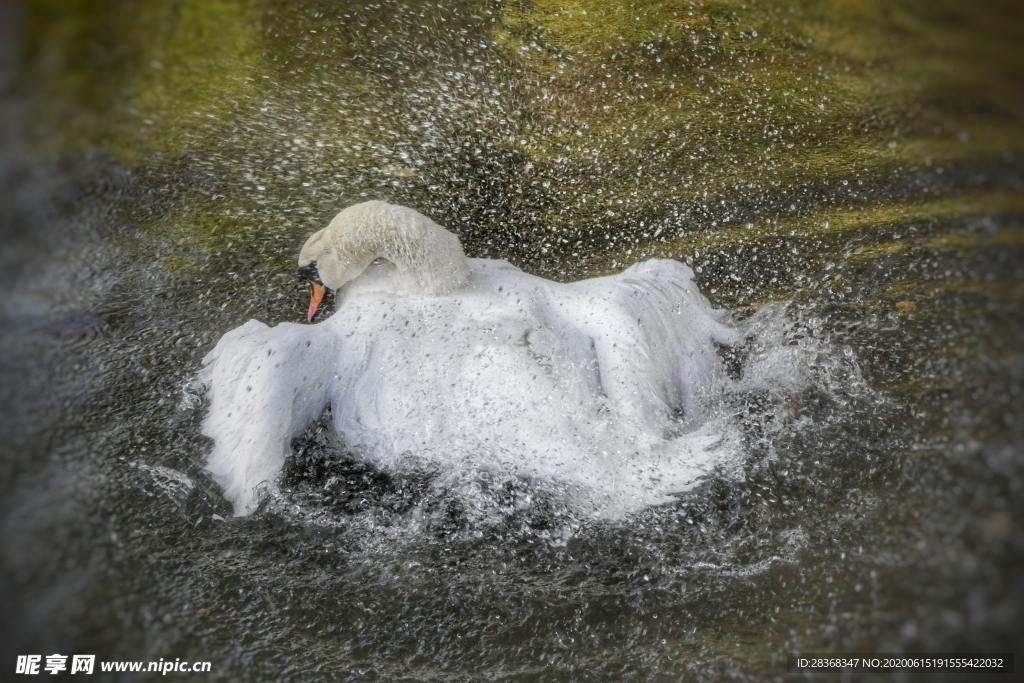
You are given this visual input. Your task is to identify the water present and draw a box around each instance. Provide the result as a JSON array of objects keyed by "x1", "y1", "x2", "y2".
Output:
[{"x1": 2, "y1": 1, "x2": 1022, "y2": 679}]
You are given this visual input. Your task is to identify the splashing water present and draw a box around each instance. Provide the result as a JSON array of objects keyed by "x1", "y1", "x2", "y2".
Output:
[
  {"x1": 196, "y1": 256, "x2": 740, "y2": 519},
  {"x1": 191, "y1": 296, "x2": 876, "y2": 548},
  {"x1": 2, "y1": 0, "x2": 1021, "y2": 679}
]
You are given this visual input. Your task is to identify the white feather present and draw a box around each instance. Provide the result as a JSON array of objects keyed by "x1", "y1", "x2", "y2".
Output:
[{"x1": 201, "y1": 203, "x2": 739, "y2": 517}]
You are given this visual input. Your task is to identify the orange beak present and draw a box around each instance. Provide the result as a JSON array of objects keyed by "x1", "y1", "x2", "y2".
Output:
[{"x1": 307, "y1": 281, "x2": 326, "y2": 322}]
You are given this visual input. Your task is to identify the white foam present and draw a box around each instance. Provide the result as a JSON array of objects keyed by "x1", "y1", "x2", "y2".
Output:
[
  {"x1": 199, "y1": 257, "x2": 742, "y2": 518},
  {"x1": 134, "y1": 462, "x2": 195, "y2": 505}
]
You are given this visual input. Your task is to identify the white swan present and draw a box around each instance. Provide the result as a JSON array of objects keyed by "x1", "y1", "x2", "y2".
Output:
[{"x1": 199, "y1": 200, "x2": 740, "y2": 517}]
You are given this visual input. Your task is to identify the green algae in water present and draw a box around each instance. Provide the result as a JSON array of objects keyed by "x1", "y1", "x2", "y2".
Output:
[{"x1": 3, "y1": 0, "x2": 1023, "y2": 679}]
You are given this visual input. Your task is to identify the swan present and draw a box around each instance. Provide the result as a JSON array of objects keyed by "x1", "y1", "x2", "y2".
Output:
[{"x1": 199, "y1": 200, "x2": 740, "y2": 517}]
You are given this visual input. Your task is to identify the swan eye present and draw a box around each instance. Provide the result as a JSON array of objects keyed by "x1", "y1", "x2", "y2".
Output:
[
  {"x1": 297, "y1": 261, "x2": 322, "y2": 284},
  {"x1": 371, "y1": 257, "x2": 387, "y2": 266}
]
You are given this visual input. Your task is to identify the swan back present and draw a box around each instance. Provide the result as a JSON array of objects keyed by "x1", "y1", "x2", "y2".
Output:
[{"x1": 299, "y1": 200, "x2": 470, "y2": 294}]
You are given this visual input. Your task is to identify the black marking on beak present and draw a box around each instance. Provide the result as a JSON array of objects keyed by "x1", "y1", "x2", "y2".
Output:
[{"x1": 297, "y1": 261, "x2": 322, "y2": 285}]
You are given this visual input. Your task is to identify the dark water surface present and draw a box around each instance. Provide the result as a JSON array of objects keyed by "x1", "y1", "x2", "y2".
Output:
[{"x1": 2, "y1": 1, "x2": 1022, "y2": 680}]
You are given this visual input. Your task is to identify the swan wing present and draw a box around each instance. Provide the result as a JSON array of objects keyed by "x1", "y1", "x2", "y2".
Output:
[
  {"x1": 545, "y1": 258, "x2": 737, "y2": 426},
  {"x1": 199, "y1": 320, "x2": 336, "y2": 514}
]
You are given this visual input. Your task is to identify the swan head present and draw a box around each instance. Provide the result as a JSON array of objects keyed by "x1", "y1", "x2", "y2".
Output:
[
  {"x1": 297, "y1": 200, "x2": 470, "y2": 322},
  {"x1": 297, "y1": 228, "x2": 374, "y2": 322}
]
